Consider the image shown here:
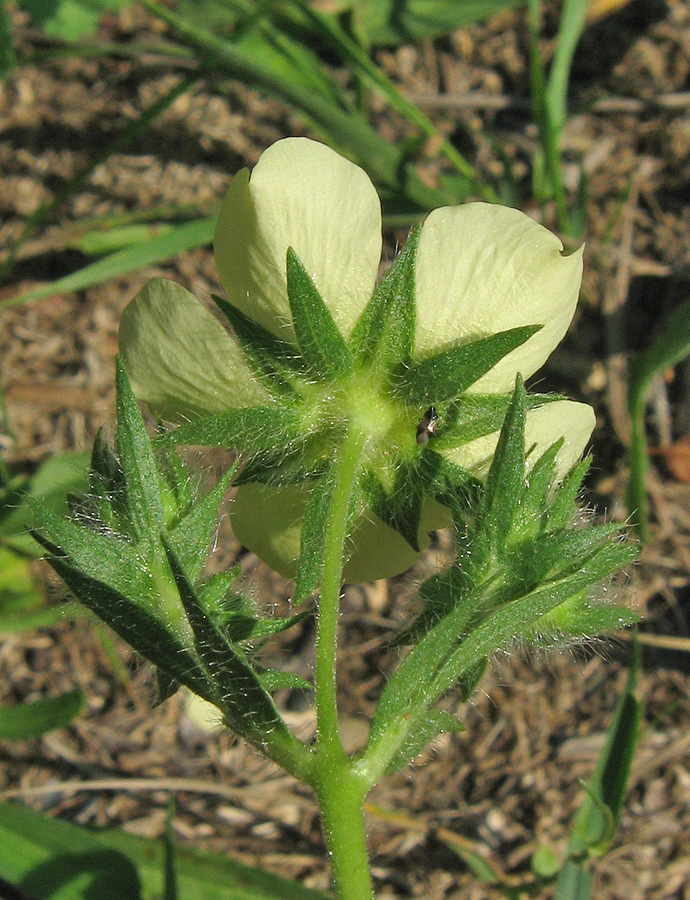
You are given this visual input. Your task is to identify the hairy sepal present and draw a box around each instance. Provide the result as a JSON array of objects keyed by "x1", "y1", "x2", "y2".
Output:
[
  {"x1": 286, "y1": 247, "x2": 353, "y2": 380},
  {"x1": 400, "y1": 325, "x2": 542, "y2": 404},
  {"x1": 349, "y1": 226, "x2": 418, "y2": 373},
  {"x1": 212, "y1": 294, "x2": 305, "y2": 395}
]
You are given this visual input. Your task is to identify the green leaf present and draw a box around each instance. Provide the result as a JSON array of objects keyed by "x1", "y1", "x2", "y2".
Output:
[
  {"x1": 162, "y1": 537, "x2": 287, "y2": 742},
  {"x1": 555, "y1": 861, "x2": 592, "y2": 900},
  {"x1": 0, "y1": 800, "x2": 333, "y2": 900},
  {"x1": 628, "y1": 297, "x2": 690, "y2": 536},
  {"x1": 0, "y1": 0, "x2": 16, "y2": 76},
  {"x1": 30, "y1": 503, "x2": 145, "y2": 602},
  {"x1": 481, "y1": 376, "x2": 526, "y2": 555},
  {"x1": 433, "y1": 541, "x2": 639, "y2": 700},
  {"x1": 17, "y1": 0, "x2": 129, "y2": 39},
  {"x1": 510, "y1": 524, "x2": 626, "y2": 586},
  {"x1": 0, "y1": 690, "x2": 85, "y2": 740},
  {"x1": 0, "y1": 452, "x2": 89, "y2": 556},
  {"x1": 212, "y1": 294, "x2": 305, "y2": 394},
  {"x1": 115, "y1": 358, "x2": 164, "y2": 542},
  {"x1": 347, "y1": 0, "x2": 521, "y2": 46},
  {"x1": 154, "y1": 405, "x2": 302, "y2": 455},
  {"x1": 166, "y1": 466, "x2": 236, "y2": 583},
  {"x1": 402, "y1": 325, "x2": 541, "y2": 403},
  {"x1": 563, "y1": 643, "x2": 642, "y2": 863},
  {"x1": 547, "y1": 456, "x2": 591, "y2": 531},
  {"x1": 286, "y1": 247, "x2": 353, "y2": 380},
  {"x1": 531, "y1": 603, "x2": 639, "y2": 644},
  {"x1": 38, "y1": 549, "x2": 212, "y2": 703},
  {"x1": 258, "y1": 669, "x2": 312, "y2": 692},
  {"x1": 385, "y1": 710, "x2": 463, "y2": 774},
  {"x1": 1, "y1": 217, "x2": 215, "y2": 313},
  {"x1": 350, "y1": 226, "x2": 418, "y2": 371}
]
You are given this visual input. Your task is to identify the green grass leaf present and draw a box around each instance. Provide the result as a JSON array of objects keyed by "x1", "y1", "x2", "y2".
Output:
[
  {"x1": 0, "y1": 218, "x2": 215, "y2": 312},
  {"x1": 0, "y1": 690, "x2": 85, "y2": 740},
  {"x1": 0, "y1": 799, "x2": 332, "y2": 900}
]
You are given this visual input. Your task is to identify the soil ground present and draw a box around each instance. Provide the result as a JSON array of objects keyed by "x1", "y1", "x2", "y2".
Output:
[{"x1": 1, "y1": 1, "x2": 690, "y2": 897}]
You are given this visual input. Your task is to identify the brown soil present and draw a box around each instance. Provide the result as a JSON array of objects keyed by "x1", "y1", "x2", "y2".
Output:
[{"x1": 1, "y1": 1, "x2": 690, "y2": 898}]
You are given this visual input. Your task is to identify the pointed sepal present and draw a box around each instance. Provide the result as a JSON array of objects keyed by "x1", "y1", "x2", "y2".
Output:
[{"x1": 286, "y1": 247, "x2": 353, "y2": 380}]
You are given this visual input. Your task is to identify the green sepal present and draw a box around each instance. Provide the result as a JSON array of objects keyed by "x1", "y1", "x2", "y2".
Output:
[
  {"x1": 401, "y1": 325, "x2": 541, "y2": 403},
  {"x1": 154, "y1": 404, "x2": 303, "y2": 455},
  {"x1": 433, "y1": 392, "x2": 558, "y2": 451},
  {"x1": 547, "y1": 456, "x2": 592, "y2": 531},
  {"x1": 294, "y1": 461, "x2": 339, "y2": 606},
  {"x1": 480, "y1": 376, "x2": 526, "y2": 555},
  {"x1": 417, "y1": 449, "x2": 482, "y2": 511},
  {"x1": 162, "y1": 536, "x2": 287, "y2": 742},
  {"x1": 384, "y1": 710, "x2": 464, "y2": 775},
  {"x1": 212, "y1": 294, "x2": 305, "y2": 394},
  {"x1": 233, "y1": 437, "x2": 332, "y2": 487},
  {"x1": 349, "y1": 225, "x2": 418, "y2": 372},
  {"x1": 115, "y1": 357, "x2": 165, "y2": 542},
  {"x1": 286, "y1": 247, "x2": 353, "y2": 380},
  {"x1": 362, "y1": 465, "x2": 424, "y2": 552},
  {"x1": 166, "y1": 465, "x2": 236, "y2": 583}
]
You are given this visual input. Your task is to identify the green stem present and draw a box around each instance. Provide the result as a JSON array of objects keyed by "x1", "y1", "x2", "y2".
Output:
[
  {"x1": 314, "y1": 762, "x2": 373, "y2": 900},
  {"x1": 311, "y1": 425, "x2": 373, "y2": 899},
  {"x1": 315, "y1": 426, "x2": 365, "y2": 757}
]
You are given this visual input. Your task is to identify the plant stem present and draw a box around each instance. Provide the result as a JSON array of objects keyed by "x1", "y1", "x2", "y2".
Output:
[
  {"x1": 315, "y1": 426, "x2": 365, "y2": 757},
  {"x1": 315, "y1": 762, "x2": 373, "y2": 900},
  {"x1": 312, "y1": 424, "x2": 373, "y2": 899}
]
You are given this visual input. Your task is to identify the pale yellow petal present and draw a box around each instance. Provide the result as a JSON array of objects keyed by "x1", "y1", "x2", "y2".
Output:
[
  {"x1": 214, "y1": 138, "x2": 381, "y2": 342},
  {"x1": 443, "y1": 400, "x2": 595, "y2": 480},
  {"x1": 415, "y1": 204, "x2": 583, "y2": 392},
  {"x1": 118, "y1": 278, "x2": 269, "y2": 422},
  {"x1": 230, "y1": 483, "x2": 451, "y2": 584}
]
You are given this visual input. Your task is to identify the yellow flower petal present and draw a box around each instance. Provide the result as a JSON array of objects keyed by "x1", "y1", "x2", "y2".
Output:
[
  {"x1": 231, "y1": 482, "x2": 451, "y2": 584},
  {"x1": 118, "y1": 278, "x2": 269, "y2": 422},
  {"x1": 443, "y1": 400, "x2": 595, "y2": 480},
  {"x1": 415, "y1": 204, "x2": 583, "y2": 392},
  {"x1": 214, "y1": 138, "x2": 382, "y2": 342}
]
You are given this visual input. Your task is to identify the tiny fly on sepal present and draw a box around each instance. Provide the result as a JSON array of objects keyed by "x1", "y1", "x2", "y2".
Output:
[{"x1": 416, "y1": 406, "x2": 438, "y2": 445}]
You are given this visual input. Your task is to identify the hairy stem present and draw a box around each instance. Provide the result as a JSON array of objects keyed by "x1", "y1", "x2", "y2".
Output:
[{"x1": 313, "y1": 425, "x2": 373, "y2": 899}]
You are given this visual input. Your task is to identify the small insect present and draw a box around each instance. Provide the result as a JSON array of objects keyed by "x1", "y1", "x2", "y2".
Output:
[{"x1": 416, "y1": 406, "x2": 438, "y2": 445}]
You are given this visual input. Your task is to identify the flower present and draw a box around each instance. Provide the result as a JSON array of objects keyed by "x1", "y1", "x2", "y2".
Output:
[{"x1": 119, "y1": 137, "x2": 594, "y2": 584}]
